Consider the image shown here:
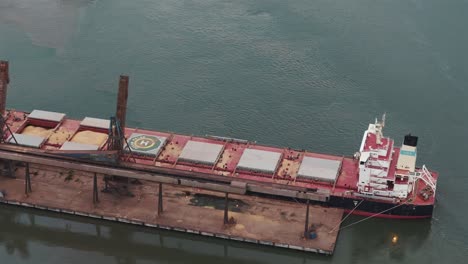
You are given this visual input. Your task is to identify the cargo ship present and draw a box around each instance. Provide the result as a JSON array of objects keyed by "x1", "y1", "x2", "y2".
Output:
[{"x1": 0, "y1": 61, "x2": 438, "y2": 219}]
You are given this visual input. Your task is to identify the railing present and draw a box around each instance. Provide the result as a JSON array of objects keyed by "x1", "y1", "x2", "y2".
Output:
[{"x1": 416, "y1": 165, "x2": 437, "y2": 192}]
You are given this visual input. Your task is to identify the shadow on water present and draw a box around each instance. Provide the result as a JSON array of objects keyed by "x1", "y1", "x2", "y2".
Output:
[{"x1": 0, "y1": 204, "x2": 333, "y2": 264}]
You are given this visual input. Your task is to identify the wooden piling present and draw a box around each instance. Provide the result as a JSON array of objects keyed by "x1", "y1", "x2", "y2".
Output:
[
  {"x1": 224, "y1": 192, "x2": 229, "y2": 224},
  {"x1": 158, "y1": 182, "x2": 163, "y2": 215},
  {"x1": 116, "y1": 75, "x2": 129, "y2": 130},
  {"x1": 93, "y1": 173, "x2": 99, "y2": 204},
  {"x1": 25, "y1": 163, "x2": 32, "y2": 194},
  {"x1": 304, "y1": 199, "x2": 310, "y2": 239},
  {"x1": 0, "y1": 60, "x2": 9, "y2": 116}
]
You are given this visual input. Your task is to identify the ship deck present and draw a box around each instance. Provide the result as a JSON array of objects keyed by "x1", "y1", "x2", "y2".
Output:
[{"x1": 3, "y1": 109, "x2": 438, "y2": 206}]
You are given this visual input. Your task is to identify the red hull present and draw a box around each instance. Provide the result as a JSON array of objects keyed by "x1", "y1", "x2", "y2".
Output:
[{"x1": 346, "y1": 209, "x2": 432, "y2": 219}]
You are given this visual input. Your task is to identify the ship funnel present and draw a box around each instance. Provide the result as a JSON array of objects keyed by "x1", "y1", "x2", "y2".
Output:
[{"x1": 404, "y1": 134, "x2": 418, "y2": 147}]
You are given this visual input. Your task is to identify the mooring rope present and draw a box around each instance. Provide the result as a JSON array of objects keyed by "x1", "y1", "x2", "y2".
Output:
[
  {"x1": 329, "y1": 199, "x2": 364, "y2": 233},
  {"x1": 334, "y1": 200, "x2": 409, "y2": 232}
]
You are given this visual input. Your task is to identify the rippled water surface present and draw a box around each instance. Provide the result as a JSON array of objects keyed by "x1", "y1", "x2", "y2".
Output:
[{"x1": 0, "y1": 0, "x2": 467, "y2": 263}]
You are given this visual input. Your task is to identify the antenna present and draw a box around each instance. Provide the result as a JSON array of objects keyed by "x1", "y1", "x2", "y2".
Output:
[
  {"x1": 382, "y1": 113, "x2": 386, "y2": 128},
  {"x1": 374, "y1": 113, "x2": 386, "y2": 145}
]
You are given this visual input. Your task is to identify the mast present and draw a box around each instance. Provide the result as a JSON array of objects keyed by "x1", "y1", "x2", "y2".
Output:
[{"x1": 375, "y1": 113, "x2": 386, "y2": 145}]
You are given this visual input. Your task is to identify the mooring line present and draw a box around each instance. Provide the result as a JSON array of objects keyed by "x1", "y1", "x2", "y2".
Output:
[
  {"x1": 329, "y1": 199, "x2": 364, "y2": 233},
  {"x1": 335, "y1": 200, "x2": 408, "y2": 232}
]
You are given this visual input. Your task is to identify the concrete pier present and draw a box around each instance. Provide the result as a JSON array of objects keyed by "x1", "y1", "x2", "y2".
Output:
[{"x1": 0, "y1": 164, "x2": 343, "y2": 255}]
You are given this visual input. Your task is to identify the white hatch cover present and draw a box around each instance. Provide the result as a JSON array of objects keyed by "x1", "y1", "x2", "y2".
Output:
[
  {"x1": 125, "y1": 133, "x2": 167, "y2": 156},
  {"x1": 8, "y1": 133, "x2": 45, "y2": 148},
  {"x1": 28, "y1": 110, "x2": 66, "y2": 122},
  {"x1": 80, "y1": 117, "x2": 110, "y2": 130},
  {"x1": 297, "y1": 156, "x2": 342, "y2": 183},
  {"x1": 178, "y1": 140, "x2": 224, "y2": 165},
  {"x1": 60, "y1": 141, "x2": 99, "y2": 151},
  {"x1": 236, "y1": 149, "x2": 281, "y2": 174}
]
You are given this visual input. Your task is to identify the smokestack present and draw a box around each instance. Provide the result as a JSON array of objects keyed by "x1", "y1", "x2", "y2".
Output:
[
  {"x1": 0, "y1": 60, "x2": 10, "y2": 116},
  {"x1": 116, "y1": 75, "x2": 129, "y2": 130}
]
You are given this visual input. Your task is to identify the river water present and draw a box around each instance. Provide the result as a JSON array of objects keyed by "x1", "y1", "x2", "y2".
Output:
[{"x1": 0, "y1": 0, "x2": 467, "y2": 263}]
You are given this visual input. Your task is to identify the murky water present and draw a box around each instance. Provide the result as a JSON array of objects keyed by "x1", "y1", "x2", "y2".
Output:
[{"x1": 1, "y1": 0, "x2": 467, "y2": 263}]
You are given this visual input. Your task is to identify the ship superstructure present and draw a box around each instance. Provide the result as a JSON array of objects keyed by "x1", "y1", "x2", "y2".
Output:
[{"x1": 355, "y1": 114, "x2": 436, "y2": 201}]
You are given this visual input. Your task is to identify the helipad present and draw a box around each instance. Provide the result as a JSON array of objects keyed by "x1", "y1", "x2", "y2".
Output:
[{"x1": 126, "y1": 133, "x2": 167, "y2": 156}]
